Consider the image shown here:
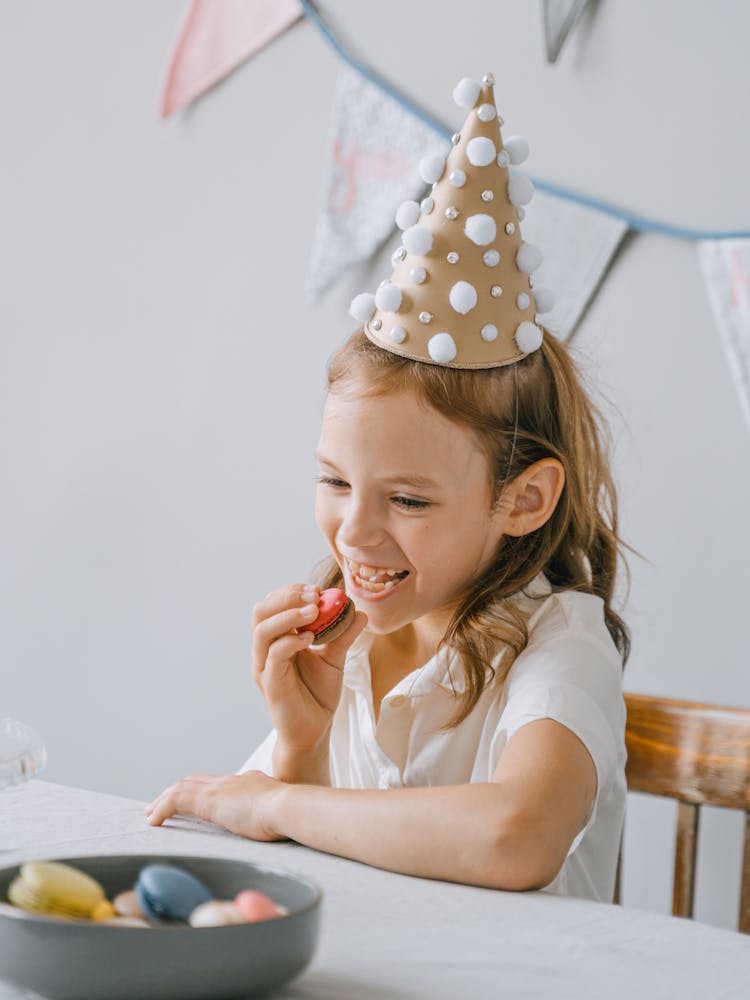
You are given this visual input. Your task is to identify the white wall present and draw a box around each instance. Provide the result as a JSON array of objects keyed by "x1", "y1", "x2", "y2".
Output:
[{"x1": 2, "y1": 0, "x2": 749, "y2": 931}]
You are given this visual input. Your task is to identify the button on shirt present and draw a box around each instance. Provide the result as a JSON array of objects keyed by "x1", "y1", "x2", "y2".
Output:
[{"x1": 240, "y1": 575, "x2": 627, "y2": 903}]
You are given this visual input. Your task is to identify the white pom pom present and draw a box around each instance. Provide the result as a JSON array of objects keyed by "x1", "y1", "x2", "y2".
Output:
[
  {"x1": 410, "y1": 266, "x2": 427, "y2": 285},
  {"x1": 453, "y1": 77, "x2": 481, "y2": 109},
  {"x1": 350, "y1": 293, "x2": 376, "y2": 323},
  {"x1": 496, "y1": 149, "x2": 511, "y2": 168},
  {"x1": 449, "y1": 281, "x2": 478, "y2": 314},
  {"x1": 516, "y1": 242, "x2": 543, "y2": 273},
  {"x1": 504, "y1": 136, "x2": 530, "y2": 165},
  {"x1": 481, "y1": 324, "x2": 498, "y2": 342},
  {"x1": 517, "y1": 206, "x2": 527, "y2": 221},
  {"x1": 449, "y1": 169, "x2": 466, "y2": 188},
  {"x1": 517, "y1": 292, "x2": 531, "y2": 310},
  {"x1": 428, "y1": 332, "x2": 458, "y2": 364},
  {"x1": 395, "y1": 200, "x2": 420, "y2": 230},
  {"x1": 515, "y1": 321, "x2": 543, "y2": 353},
  {"x1": 419, "y1": 154, "x2": 445, "y2": 184},
  {"x1": 466, "y1": 136, "x2": 497, "y2": 167},
  {"x1": 375, "y1": 282, "x2": 403, "y2": 312},
  {"x1": 464, "y1": 213, "x2": 497, "y2": 247},
  {"x1": 533, "y1": 287, "x2": 555, "y2": 313},
  {"x1": 389, "y1": 325, "x2": 407, "y2": 344},
  {"x1": 403, "y1": 225, "x2": 433, "y2": 256},
  {"x1": 420, "y1": 196, "x2": 434, "y2": 214},
  {"x1": 508, "y1": 175, "x2": 535, "y2": 206}
]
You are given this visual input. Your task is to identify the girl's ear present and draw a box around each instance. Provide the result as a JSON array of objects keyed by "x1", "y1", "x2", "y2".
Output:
[{"x1": 499, "y1": 458, "x2": 565, "y2": 537}]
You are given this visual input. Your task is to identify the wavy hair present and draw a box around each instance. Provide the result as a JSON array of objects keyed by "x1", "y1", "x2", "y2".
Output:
[{"x1": 311, "y1": 329, "x2": 630, "y2": 726}]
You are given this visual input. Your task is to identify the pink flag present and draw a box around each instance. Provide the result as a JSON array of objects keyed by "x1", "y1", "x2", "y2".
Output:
[{"x1": 159, "y1": 0, "x2": 302, "y2": 118}]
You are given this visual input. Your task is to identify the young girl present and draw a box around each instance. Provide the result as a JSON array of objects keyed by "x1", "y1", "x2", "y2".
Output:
[{"x1": 146, "y1": 75, "x2": 630, "y2": 904}]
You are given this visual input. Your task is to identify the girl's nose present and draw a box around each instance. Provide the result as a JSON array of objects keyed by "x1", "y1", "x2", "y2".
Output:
[{"x1": 337, "y1": 495, "x2": 385, "y2": 549}]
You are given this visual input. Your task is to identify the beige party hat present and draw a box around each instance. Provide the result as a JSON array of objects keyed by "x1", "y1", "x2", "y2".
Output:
[{"x1": 350, "y1": 73, "x2": 554, "y2": 369}]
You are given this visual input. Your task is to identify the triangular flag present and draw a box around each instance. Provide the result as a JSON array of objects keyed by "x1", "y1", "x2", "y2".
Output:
[
  {"x1": 541, "y1": 0, "x2": 594, "y2": 63},
  {"x1": 699, "y1": 240, "x2": 750, "y2": 436},
  {"x1": 159, "y1": 0, "x2": 302, "y2": 118},
  {"x1": 521, "y1": 190, "x2": 628, "y2": 339},
  {"x1": 307, "y1": 67, "x2": 449, "y2": 302}
]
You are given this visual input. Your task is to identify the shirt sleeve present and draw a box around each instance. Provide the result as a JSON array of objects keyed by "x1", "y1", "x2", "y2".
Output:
[
  {"x1": 498, "y1": 631, "x2": 626, "y2": 855},
  {"x1": 236, "y1": 728, "x2": 277, "y2": 776}
]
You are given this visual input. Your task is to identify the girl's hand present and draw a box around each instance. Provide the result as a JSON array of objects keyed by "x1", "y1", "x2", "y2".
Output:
[
  {"x1": 145, "y1": 771, "x2": 284, "y2": 841},
  {"x1": 251, "y1": 584, "x2": 367, "y2": 755}
]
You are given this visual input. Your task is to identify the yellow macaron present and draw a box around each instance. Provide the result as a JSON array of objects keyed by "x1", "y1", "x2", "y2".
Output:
[{"x1": 8, "y1": 861, "x2": 109, "y2": 920}]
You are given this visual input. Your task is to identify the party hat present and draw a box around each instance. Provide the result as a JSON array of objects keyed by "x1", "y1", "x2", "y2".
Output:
[{"x1": 349, "y1": 73, "x2": 555, "y2": 369}]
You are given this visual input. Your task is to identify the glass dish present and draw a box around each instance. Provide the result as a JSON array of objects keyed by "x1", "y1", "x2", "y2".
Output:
[{"x1": 0, "y1": 719, "x2": 46, "y2": 790}]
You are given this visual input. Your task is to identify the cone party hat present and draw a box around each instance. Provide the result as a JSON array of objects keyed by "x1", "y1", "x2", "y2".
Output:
[{"x1": 349, "y1": 74, "x2": 554, "y2": 369}]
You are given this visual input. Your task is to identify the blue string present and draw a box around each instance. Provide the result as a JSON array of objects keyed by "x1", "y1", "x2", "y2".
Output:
[{"x1": 299, "y1": 0, "x2": 750, "y2": 243}]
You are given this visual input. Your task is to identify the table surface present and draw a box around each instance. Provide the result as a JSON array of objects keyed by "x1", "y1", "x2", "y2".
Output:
[{"x1": 1, "y1": 781, "x2": 749, "y2": 999}]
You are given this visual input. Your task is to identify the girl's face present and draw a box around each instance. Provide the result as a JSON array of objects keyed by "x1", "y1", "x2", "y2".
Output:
[{"x1": 315, "y1": 386, "x2": 507, "y2": 640}]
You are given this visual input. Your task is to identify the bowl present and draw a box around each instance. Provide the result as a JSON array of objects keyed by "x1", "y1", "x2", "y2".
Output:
[{"x1": 0, "y1": 854, "x2": 322, "y2": 999}]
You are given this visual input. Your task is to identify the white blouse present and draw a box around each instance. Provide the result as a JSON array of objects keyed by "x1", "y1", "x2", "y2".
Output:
[{"x1": 240, "y1": 575, "x2": 627, "y2": 902}]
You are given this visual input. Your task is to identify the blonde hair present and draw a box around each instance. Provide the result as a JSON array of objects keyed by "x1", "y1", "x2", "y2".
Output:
[{"x1": 312, "y1": 329, "x2": 630, "y2": 726}]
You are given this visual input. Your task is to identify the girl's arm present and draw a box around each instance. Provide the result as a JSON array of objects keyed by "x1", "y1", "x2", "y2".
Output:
[{"x1": 147, "y1": 718, "x2": 597, "y2": 891}]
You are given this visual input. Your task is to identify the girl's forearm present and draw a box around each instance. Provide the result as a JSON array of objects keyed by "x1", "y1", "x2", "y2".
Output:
[{"x1": 268, "y1": 781, "x2": 554, "y2": 891}]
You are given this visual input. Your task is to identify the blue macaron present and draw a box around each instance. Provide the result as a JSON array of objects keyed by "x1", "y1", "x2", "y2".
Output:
[{"x1": 135, "y1": 864, "x2": 212, "y2": 923}]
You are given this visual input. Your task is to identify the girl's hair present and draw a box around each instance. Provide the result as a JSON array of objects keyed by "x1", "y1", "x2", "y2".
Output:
[{"x1": 312, "y1": 328, "x2": 630, "y2": 727}]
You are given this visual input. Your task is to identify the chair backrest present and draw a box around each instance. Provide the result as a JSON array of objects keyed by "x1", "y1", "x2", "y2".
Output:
[{"x1": 614, "y1": 692, "x2": 750, "y2": 933}]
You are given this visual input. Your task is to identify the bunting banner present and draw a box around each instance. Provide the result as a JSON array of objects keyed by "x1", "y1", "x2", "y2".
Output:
[
  {"x1": 307, "y1": 67, "x2": 449, "y2": 302},
  {"x1": 541, "y1": 0, "x2": 594, "y2": 63},
  {"x1": 159, "y1": 0, "x2": 302, "y2": 117},
  {"x1": 521, "y1": 190, "x2": 628, "y2": 339},
  {"x1": 699, "y1": 240, "x2": 750, "y2": 434}
]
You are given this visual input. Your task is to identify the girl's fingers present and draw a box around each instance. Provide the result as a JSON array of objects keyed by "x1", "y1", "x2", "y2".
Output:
[
  {"x1": 251, "y1": 597, "x2": 321, "y2": 683},
  {"x1": 251, "y1": 584, "x2": 320, "y2": 629},
  {"x1": 146, "y1": 780, "x2": 205, "y2": 826},
  {"x1": 260, "y1": 632, "x2": 317, "y2": 693}
]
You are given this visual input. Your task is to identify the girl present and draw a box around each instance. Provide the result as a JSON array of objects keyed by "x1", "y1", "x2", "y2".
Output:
[{"x1": 146, "y1": 75, "x2": 630, "y2": 903}]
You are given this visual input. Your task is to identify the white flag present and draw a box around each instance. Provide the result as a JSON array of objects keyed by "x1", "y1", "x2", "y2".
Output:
[
  {"x1": 307, "y1": 67, "x2": 448, "y2": 302},
  {"x1": 521, "y1": 189, "x2": 629, "y2": 340},
  {"x1": 699, "y1": 240, "x2": 750, "y2": 436}
]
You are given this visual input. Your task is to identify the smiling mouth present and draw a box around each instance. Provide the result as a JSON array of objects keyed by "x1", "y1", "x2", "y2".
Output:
[{"x1": 346, "y1": 559, "x2": 410, "y2": 593}]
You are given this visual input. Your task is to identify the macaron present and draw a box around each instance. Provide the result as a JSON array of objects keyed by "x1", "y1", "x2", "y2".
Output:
[
  {"x1": 309, "y1": 588, "x2": 355, "y2": 644},
  {"x1": 189, "y1": 900, "x2": 245, "y2": 928},
  {"x1": 234, "y1": 889, "x2": 285, "y2": 922},
  {"x1": 8, "y1": 861, "x2": 108, "y2": 920},
  {"x1": 135, "y1": 864, "x2": 212, "y2": 923}
]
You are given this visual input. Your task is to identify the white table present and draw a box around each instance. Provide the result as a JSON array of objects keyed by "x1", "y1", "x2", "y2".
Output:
[{"x1": 2, "y1": 781, "x2": 749, "y2": 999}]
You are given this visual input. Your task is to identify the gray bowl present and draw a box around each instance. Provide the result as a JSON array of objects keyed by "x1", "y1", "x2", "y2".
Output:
[{"x1": 0, "y1": 853, "x2": 321, "y2": 999}]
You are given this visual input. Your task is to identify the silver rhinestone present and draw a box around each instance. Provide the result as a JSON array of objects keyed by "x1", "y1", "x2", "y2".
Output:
[
  {"x1": 410, "y1": 266, "x2": 427, "y2": 285},
  {"x1": 491, "y1": 285, "x2": 503, "y2": 298},
  {"x1": 482, "y1": 72, "x2": 495, "y2": 86},
  {"x1": 431, "y1": 182, "x2": 438, "y2": 191},
  {"x1": 445, "y1": 206, "x2": 459, "y2": 220},
  {"x1": 447, "y1": 251, "x2": 460, "y2": 264},
  {"x1": 477, "y1": 103, "x2": 497, "y2": 123},
  {"x1": 497, "y1": 149, "x2": 511, "y2": 168},
  {"x1": 449, "y1": 169, "x2": 466, "y2": 188},
  {"x1": 481, "y1": 189, "x2": 494, "y2": 202},
  {"x1": 419, "y1": 311, "x2": 432, "y2": 324},
  {"x1": 529, "y1": 276, "x2": 535, "y2": 288},
  {"x1": 420, "y1": 196, "x2": 434, "y2": 215},
  {"x1": 483, "y1": 249, "x2": 500, "y2": 267},
  {"x1": 451, "y1": 132, "x2": 461, "y2": 145},
  {"x1": 534, "y1": 314, "x2": 542, "y2": 324},
  {"x1": 372, "y1": 318, "x2": 382, "y2": 331},
  {"x1": 497, "y1": 113, "x2": 505, "y2": 126},
  {"x1": 391, "y1": 247, "x2": 407, "y2": 265},
  {"x1": 517, "y1": 292, "x2": 530, "y2": 310},
  {"x1": 505, "y1": 222, "x2": 516, "y2": 235}
]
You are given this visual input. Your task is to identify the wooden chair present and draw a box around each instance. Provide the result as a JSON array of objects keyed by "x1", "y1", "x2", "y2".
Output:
[{"x1": 614, "y1": 693, "x2": 750, "y2": 933}]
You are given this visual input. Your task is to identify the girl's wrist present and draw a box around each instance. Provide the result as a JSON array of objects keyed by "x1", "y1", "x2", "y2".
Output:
[{"x1": 272, "y1": 738, "x2": 331, "y2": 785}]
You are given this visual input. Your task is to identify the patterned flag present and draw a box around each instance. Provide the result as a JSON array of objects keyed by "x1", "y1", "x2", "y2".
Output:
[
  {"x1": 699, "y1": 240, "x2": 750, "y2": 435},
  {"x1": 307, "y1": 67, "x2": 449, "y2": 302},
  {"x1": 159, "y1": 0, "x2": 302, "y2": 117},
  {"x1": 521, "y1": 190, "x2": 628, "y2": 340}
]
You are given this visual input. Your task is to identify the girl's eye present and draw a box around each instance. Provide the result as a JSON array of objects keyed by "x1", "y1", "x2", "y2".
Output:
[{"x1": 315, "y1": 475, "x2": 430, "y2": 511}]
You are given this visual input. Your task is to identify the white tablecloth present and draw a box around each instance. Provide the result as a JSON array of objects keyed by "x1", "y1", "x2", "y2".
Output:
[{"x1": 1, "y1": 781, "x2": 749, "y2": 999}]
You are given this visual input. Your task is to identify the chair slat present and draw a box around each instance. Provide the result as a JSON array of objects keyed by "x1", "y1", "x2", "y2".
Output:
[
  {"x1": 741, "y1": 813, "x2": 750, "y2": 934},
  {"x1": 672, "y1": 801, "x2": 699, "y2": 918}
]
